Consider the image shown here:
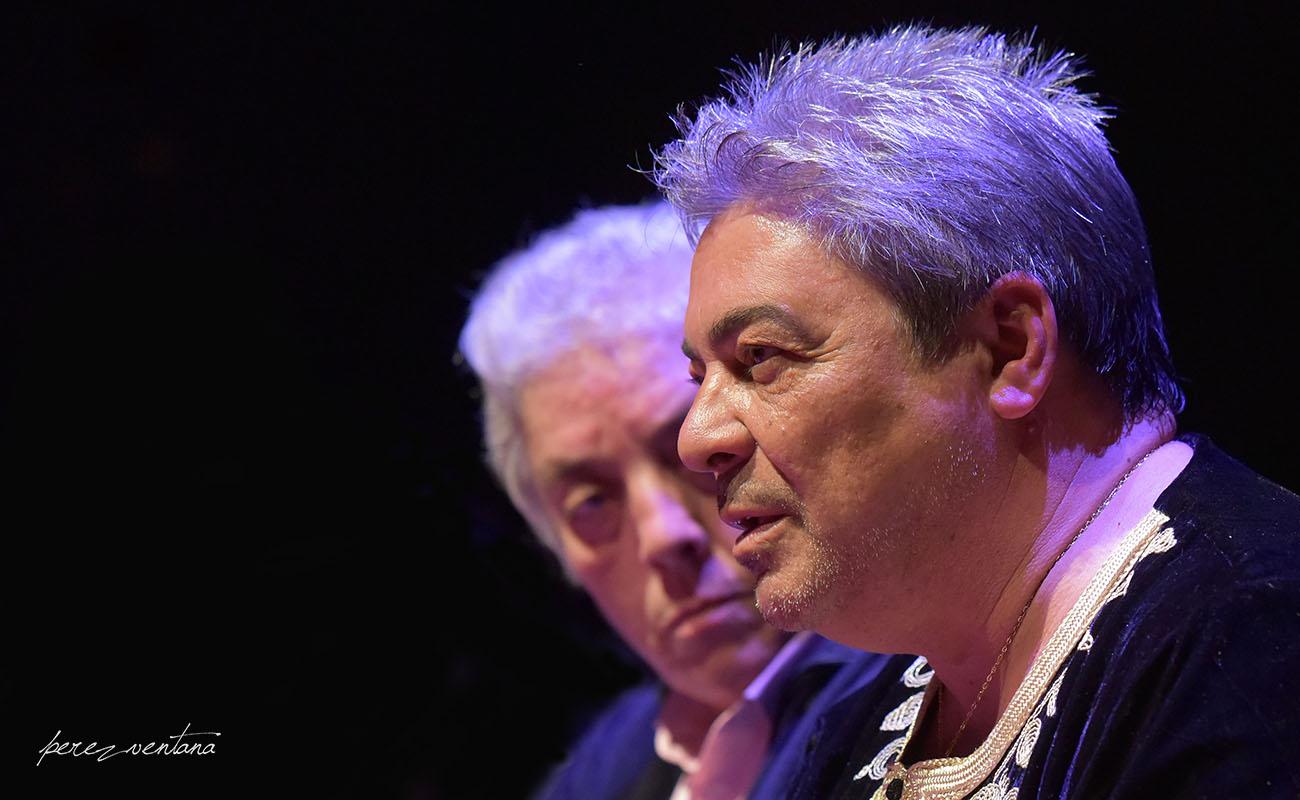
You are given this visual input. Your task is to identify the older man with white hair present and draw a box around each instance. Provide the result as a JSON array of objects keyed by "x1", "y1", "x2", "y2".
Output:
[{"x1": 459, "y1": 202, "x2": 904, "y2": 800}]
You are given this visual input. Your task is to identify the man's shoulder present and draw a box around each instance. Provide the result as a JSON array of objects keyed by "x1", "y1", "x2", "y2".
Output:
[
  {"x1": 939, "y1": 442, "x2": 1300, "y2": 799},
  {"x1": 530, "y1": 682, "x2": 668, "y2": 800},
  {"x1": 579, "y1": 681, "x2": 665, "y2": 742},
  {"x1": 1163, "y1": 435, "x2": 1300, "y2": 529},
  {"x1": 1028, "y1": 438, "x2": 1300, "y2": 795},
  {"x1": 1026, "y1": 441, "x2": 1300, "y2": 797},
  {"x1": 1153, "y1": 434, "x2": 1300, "y2": 586},
  {"x1": 1090, "y1": 435, "x2": 1300, "y2": 658}
]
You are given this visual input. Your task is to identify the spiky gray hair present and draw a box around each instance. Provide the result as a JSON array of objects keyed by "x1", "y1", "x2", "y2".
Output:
[
  {"x1": 654, "y1": 25, "x2": 1182, "y2": 417},
  {"x1": 458, "y1": 202, "x2": 694, "y2": 563}
]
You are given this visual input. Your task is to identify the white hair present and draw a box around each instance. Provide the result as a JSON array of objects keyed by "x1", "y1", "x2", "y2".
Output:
[{"x1": 458, "y1": 202, "x2": 695, "y2": 559}]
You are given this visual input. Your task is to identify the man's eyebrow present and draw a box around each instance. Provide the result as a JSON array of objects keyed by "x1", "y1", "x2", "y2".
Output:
[
  {"x1": 682, "y1": 304, "x2": 809, "y2": 362},
  {"x1": 537, "y1": 458, "x2": 607, "y2": 487}
]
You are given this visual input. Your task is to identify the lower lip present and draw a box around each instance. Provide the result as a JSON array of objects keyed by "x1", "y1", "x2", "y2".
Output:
[
  {"x1": 735, "y1": 516, "x2": 785, "y2": 553},
  {"x1": 732, "y1": 517, "x2": 789, "y2": 579}
]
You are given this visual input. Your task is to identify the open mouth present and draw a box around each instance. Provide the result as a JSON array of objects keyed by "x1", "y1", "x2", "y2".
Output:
[{"x1": 734, "y1": 515, "x2": 784, "y2": 544}]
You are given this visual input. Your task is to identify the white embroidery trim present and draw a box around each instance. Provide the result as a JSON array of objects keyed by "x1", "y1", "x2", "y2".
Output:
[
  {"x1": 857, "y1": 735, "x2": 908, "y2": 782},
  {"x1": 878, "y1": 512, "x2": 1177, "y2": 799},
  {"x1": 1013, "y1": 717, "x2": 1042, "y2": 768},
  {"x1": 880, "y1": 691, "x2": 927, "y2": 732},
  {"x1": 903, "y1": 655, "x2": 935, "y2": 688},
  {"x1": 1045, "y1": 672, "x2": 1065, "y2": 718}
]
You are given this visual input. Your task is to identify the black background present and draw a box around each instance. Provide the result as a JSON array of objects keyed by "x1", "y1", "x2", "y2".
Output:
[{"x1": 5, "y1": 2, "x2": 1298, "y2": 798}]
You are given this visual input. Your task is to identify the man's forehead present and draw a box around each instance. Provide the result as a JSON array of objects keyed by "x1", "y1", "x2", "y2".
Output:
[
  {"x1": 695, "y1": 202, "x2": 791, "y2": 246},
  {"x1": 521, "y1": 341, "x2": 695, "y2": 446},
  {"x1": 684, "y1": 211, "x2": 860, "y2": 354},
  {"x1": 525, "y1": 397, "x2": 694, "y2": 489},
  {"x1": 529, "y1": 337, "x2": 687, "y2": 380},
  {"x1": 687, "y1": 209, "x2": 844, "y2": 298}
]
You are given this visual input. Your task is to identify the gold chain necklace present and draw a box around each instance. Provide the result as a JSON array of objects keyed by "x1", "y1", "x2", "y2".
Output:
[{"x1": 939, "y1": 445, "x2": 1161, "y2": 758}]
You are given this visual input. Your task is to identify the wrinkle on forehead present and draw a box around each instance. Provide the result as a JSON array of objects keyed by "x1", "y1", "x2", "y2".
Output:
[
  {"x1": 519, "y1": 340, "x2": 697, "y2": 464},
  {"x1": 686, "y1": 211, "x2": 878, "y2": 361}
]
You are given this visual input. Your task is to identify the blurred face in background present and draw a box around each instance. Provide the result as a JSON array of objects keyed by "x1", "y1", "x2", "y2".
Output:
[{"x1": 520, "y1": 337, "x2": 787, "y2": 711}]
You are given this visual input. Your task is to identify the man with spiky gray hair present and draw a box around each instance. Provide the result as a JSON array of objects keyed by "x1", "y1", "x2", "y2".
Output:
[
  {"x1": 460, "y1": 202, "x2": 905, "y2": 800},
  {"x1": 655, "y1": 26, "x2": 1300, "y2": 799}
]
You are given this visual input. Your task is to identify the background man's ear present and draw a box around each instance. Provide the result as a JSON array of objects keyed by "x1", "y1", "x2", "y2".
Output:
[{"x1": 967, "y1": 273, "x2": 1059, "y2": 420}]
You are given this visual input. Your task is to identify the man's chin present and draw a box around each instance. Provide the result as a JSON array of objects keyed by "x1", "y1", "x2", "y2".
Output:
[{"x1": 754, "y1": 575, "x2": 822, "y2": 632}]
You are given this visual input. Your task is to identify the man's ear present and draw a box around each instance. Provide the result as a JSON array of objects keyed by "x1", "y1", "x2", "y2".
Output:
[{"x1": 965, "y1": 273, "x2": 1059, "y2": 420}]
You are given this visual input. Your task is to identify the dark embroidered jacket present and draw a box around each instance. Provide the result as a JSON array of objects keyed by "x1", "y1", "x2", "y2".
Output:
[
  {"x1": 531, "y1": 636, "x2": 905, "y2": 800},
  {"x1": 815, "y1": 436, "x2": 1300, "y2": 800}
]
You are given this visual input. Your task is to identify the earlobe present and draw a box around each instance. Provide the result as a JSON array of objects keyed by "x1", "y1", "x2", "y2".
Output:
[
  {"x1": 991, "y1": 384, "x2": 1036, "y2": 417},
  {"x1": 977, "y1": 274, "x2": 1058, "y2": 420}
]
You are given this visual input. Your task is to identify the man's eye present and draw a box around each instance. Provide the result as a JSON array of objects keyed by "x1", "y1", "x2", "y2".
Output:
[
  {"x1": 742, "y1": 345, "x2": 779, "y2": 365},
  {"x1": 563, "y1": 490, "x2": 621, "y2": 546},
  {"x1": 565, "y1": 490, "x2": 607, "y2": 518},
  {"x1": 739, "y1": 344, "x2": 786, "y2": 383}
]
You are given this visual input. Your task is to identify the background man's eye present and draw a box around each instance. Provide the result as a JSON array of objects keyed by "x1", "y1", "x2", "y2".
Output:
[
  {"x1": 574, "y1": 494, "x2": 606, "y2": 512},
  {"x1": 564, "y1": 490, "x2": 622, "y2": 546},
  {"x1": 566, "y1": 491, "x2": 608, "y2": 520}
]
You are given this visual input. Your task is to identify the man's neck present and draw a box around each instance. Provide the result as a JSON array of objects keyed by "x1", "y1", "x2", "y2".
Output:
[
  {"x1": 656, "y1": 632, "x2": 813, "y2": 763},
  {"x1": 655, "y1": 690, "x2": 720, "y2": 768},
  {"x1": 919, "y1": 415, "x2": 1188, "y2": 758}
]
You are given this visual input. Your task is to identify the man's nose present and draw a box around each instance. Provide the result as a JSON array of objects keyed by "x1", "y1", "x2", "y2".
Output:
[
  {"x1": 677, "y1": 375, "x2": 752, "y2": 477},
  {"x1": 634, "y1": 480, "x2": 712, "y2": 597}
]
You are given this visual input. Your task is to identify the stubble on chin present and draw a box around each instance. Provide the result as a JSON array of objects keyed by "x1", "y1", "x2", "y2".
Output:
[
  {"x1": 754, "y1": 513, "x2": 881, "y2": 633},
  {"x1": 753, "y1": 440, "x2": 989, "y2": 637}
]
